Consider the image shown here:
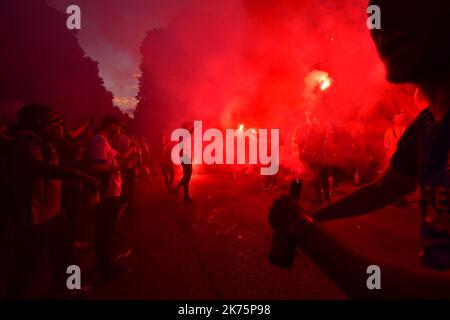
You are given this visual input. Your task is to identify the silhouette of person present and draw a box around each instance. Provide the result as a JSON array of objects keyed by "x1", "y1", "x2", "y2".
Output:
[
  {"x1": 270, "y1": 0, "x2": 450, "y2": 298},
  {"x1": 6, "y1": 104, "x2": 97, "y2": 298},
  {"x1": 173, "y1": 122, "x2": 193, "y2": 204},
  {"x1": 158, "y1": 133, "x2": 175, "y2": 192}
]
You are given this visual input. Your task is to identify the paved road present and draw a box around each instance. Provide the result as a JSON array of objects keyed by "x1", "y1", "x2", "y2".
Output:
[{"x1": 88, "y1": 170, "x2": 422, "y2": 300}]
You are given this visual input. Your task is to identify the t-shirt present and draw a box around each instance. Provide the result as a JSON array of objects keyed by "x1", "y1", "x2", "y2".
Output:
[
  {"x1": 12, "y1": 131, "x2": 61, "y2": 225},
  {"x1": 390, "y1": 107, "x2": 450, "y2": 268},
  {"x1": 89, "y1": 134, "x2": 122, "y2": 198}
]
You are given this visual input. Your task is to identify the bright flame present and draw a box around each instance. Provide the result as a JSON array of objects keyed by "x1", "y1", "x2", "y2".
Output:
[
  {"x1": 238, "y1": 124, "x2": 244, "y2": 131},
  {"x1": 303, "y1": 70, "x2": 333, "y2": 99},
  {"x1": 320, "y1": 78, "x2": 331, "y2": 91}
]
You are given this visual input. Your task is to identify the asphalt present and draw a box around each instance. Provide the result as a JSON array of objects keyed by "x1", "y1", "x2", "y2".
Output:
[{"x1": 87, "y1": 170, "x2": 423, "y2": 300}]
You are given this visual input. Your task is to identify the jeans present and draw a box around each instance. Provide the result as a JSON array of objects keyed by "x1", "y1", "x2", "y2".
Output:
[{"x1": 176, "y1": 163, "x2": 192, "y2": 201}]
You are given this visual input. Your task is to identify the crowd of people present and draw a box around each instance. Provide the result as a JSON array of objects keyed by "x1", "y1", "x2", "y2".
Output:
[
  {"x1": 297, "y1": 110, "x2": 408, "y2": 206},
  {"x1": 0, "y1": 100, "x2": 414, "y2": 299},
  {"x1": 0, "y1": 104, "x2": 154, "y2": 298}
]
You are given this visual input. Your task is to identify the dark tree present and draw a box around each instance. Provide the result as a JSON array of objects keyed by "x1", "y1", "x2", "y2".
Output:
[{"x1": 0, "y1": 0, "x2": 123, "y2": 126}]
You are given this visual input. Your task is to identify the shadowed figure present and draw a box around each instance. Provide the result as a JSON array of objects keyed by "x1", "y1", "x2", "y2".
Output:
[
  {"x1": 173, "y1": 122, "x2": 194, "y2": 204},
  {"x1": 270, "y1": 0, "x2": 450, "y2": 299},
  {"x1": 158, "y1": 133, "x2": 175, "y2": 192},
  {"x1": 5, "y1": 104, "x2": 98, "y2": 298}
]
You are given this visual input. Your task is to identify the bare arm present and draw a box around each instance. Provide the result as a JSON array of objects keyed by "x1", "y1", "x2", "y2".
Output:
[
  {"x1": 288, "y1": 168, "x2": 450, "y2": 299},
  {"x1": 67, "y1": 118, "x2": 92, "y2": 139},
  {"x1": 297, "y1": 224, "x2": 450, "y2": 299},
  {"x1": 67, "y1": 124, "x2": 88, "y2": 139},
  {"x1": 119, "y1": 145, "x2": 137, "y2": 160},
  {"x1": 313, "y1": 166, "x2": 416, "y2": 222},
  {"x1": 26, "y1": 158, "x2": 96, "y2": 183},
  {"x1": 270, "y1": 166, "x2": 450, "y2": 298},
  {"x1": 284, "y1": 167, "x2": 449, "y2": 298},
  {"x1": 17, "y1": 143, "x2": 95, "y2": 182}
]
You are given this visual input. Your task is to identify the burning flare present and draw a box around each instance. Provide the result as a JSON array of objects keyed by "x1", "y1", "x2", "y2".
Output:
[
  {"x1": 320, "y1": 77, "x2": 331, "y2": 91},
  {"x1": 304, "y1": 70, "x2": 333, "y2": 97}
]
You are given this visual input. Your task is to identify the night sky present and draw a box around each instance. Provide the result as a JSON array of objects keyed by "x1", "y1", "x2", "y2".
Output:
[{"x1": 52, "y1": 0, "x2": 194, "y2": 111}]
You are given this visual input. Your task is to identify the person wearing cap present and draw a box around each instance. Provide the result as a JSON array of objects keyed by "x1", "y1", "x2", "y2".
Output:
[
  {"x1": 172, "y1": 122, "x2": 194, "y2": 204},
  {"x1": 88, "y1": 116, "x2": 132, "y2": 281}
]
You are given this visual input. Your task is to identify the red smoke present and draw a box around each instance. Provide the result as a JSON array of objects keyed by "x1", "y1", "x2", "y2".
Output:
[{"x1": 131, "y1": 0, "x2": 423, "y2": 172}]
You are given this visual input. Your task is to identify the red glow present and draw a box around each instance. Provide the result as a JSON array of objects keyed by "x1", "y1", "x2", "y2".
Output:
[
  {"x1": 320, "y1": 77, "x2": 332, "y2": 91},
  {"x1": 135, "y1": 0, "x2": 422, "y2": 174}
]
